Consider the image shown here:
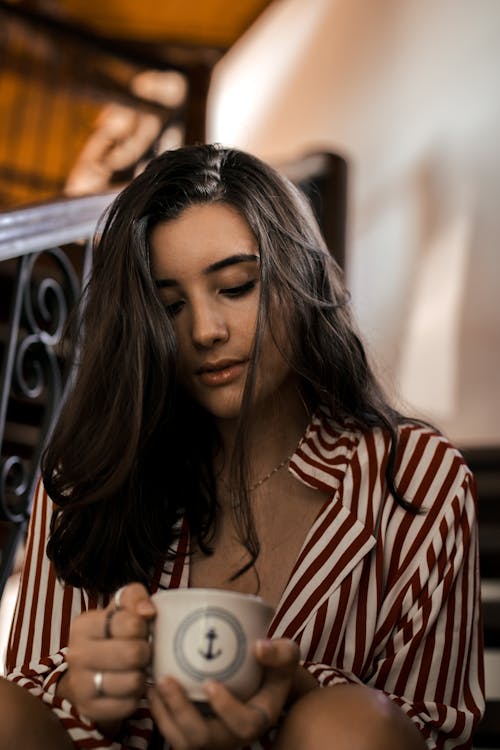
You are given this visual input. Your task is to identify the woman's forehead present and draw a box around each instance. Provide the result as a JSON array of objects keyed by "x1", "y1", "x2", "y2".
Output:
[{"x1": 149, "y1": 203, "x2": 259, "y2": 276}]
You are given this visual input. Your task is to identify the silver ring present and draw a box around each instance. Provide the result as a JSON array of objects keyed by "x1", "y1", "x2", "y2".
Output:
[
  {"x1": 114, "y1": 586, "x2": 126, "y2": 610},
  {"x1": 93, "y1": 671, "x2": 104, "y2": 698}
]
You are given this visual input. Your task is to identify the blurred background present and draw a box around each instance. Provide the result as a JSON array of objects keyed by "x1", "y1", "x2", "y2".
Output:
[
  {"x1": 0, "y1": 0, "x2": 499, "y2": 744},
  {"x1": 1, "y1": 0, "x2": 498, "y2": 445}
]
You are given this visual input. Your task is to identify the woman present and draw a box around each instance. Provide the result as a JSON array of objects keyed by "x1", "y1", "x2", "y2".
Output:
[{"x1": 3, "y1": 144, "x2": 484, "y2": 749}]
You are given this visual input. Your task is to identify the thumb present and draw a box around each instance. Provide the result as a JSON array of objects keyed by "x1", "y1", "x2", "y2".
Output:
[
  {"x1": 255, "y1": 638, "x2": 300, "y2": 674},
  {"x1": 111, "y1": 582, "x2": 156, "y2": 618}
]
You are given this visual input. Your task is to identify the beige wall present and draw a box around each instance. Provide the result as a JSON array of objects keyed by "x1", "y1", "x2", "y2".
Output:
[{"x1": 207, "y1": 0, "x2": 500, "y2": 447}]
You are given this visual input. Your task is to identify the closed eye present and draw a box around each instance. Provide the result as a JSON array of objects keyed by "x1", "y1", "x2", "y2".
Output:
[
  {"x1": 220, "y1": 280, "x2": 257, "y2": 298},
  {"x1": 163, "y1": 280, "x2": 257, "y2": 316},
  {"x1": 165, "y1": 299, "x2": 185, "y2": 317}
]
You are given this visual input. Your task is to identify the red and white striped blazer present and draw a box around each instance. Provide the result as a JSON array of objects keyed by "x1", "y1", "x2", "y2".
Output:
[{"x1": 6, "y1": 412, "x2": 485, "y2": 749}]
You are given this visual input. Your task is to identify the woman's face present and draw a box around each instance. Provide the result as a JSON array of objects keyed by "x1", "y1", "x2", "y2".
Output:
[{"x1": 150, "y1": 202, "x2": 294, "y2": 422}]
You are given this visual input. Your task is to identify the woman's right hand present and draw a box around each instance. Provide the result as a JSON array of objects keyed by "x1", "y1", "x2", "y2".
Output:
[{"x1": 57, "y1": 583, "x2": 155, "y2": 732}]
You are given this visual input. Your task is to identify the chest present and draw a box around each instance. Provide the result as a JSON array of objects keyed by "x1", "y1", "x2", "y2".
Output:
[{"x1": 189, "y1": 481, "x2": 328, "y2": 610}]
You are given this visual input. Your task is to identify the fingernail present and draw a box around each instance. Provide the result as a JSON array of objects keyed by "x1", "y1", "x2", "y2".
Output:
[
  {"x1": 136, "y1": 600, "x2": 156, "y2": 616},
  {"x1": 257, "y1": 639, "x2": 273, "y2": 652}
]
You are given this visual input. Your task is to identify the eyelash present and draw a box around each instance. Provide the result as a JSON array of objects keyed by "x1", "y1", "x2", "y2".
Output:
[
  {"x1": 220, "y1": 280, "x2": 257, "y2": 298},
  {"x1": 165, "y1": 300, "x2": 184, "y2": 317},
  {"x1": 164, "y1": 280, "x2": 257, "y2": 317}
]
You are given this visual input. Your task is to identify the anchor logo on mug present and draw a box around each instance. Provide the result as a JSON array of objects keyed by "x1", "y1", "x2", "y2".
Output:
[
  {"x1": 175, "y1": 607, "x2": 246, "y2": 681},
  {"x1": 198, "y1": 627, "x2": 222, "y2": 660}
]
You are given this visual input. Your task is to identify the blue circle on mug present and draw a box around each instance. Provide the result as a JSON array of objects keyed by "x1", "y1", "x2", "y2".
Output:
[{"x1": 174, "y1": 606, "x2": 246, "y2": 681}]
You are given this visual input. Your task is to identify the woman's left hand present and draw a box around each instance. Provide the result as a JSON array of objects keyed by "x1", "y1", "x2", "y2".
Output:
[{"x1": 148, "y1": 638, "x2": 300, "y2": 749}]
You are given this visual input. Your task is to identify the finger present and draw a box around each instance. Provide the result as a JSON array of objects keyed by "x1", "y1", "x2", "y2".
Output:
[
  {"x1": 153, "y1": 678, "x2": 214, "y2": 748},
  {"x1": 255, "y1": 638, "x2": 300, "y2": 673},
  {"x1": 68, "y1": 637, "x2": 151, "y2": 672},
  {"x1": 256, "y1": 638, "x2": 300, "y2": 694},
  {"x1": 65, "y1": 670, "x2": 142, "y2": 723},
  {"x1": 71, "y1": 607, "x2": 151, "y2": 642},
  {"x1": 103, "y1": 608, "x2": 151, "y2": 640},
  {"x1": 148, "y1": 686, "x2": 184, "y2": 748},
  {"x1": 250, "y1": 639, "x2": 300, "y2": 716},
  {"x1": 85, "y1": 669, "x2": 146, "y2": 701},
  {"x1": 112, "y1": 583, "x2": 156, "y2": 619},
  {"x1": 71, "y1": 609, "x2": 116, "y2": 640},
  {"x1": 79, "y1": 695, "x2": 140, "y2": 723},
  {"x1": 148, "y1": 684, "x2": 205, "y2": 750},
  {"x1": 202, "y1": 680, "x2": 272, "y2": 742}
]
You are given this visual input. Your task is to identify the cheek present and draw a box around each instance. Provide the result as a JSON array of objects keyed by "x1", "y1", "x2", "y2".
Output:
[
  {"x1": 237, "y1": 300, "x2": 259, "y2": 336},
  {"x1": 170, "y1": 323, "x2": 190, "y2": 378},
  {"x1": 176, "y1": 341, "x2": 191, "y2": 379},
  {"x1": 258, "y1": 327, "x2": 292, "y2": 383}
]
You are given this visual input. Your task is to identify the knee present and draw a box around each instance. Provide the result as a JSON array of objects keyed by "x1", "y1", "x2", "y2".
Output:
[
  {"x1": 0, "y1": 677, "x2": 29, "y2": 746},
  {"x1": 0, "y1": 678, "x2": 72, "y2": 750},
  {"x1": 275, "y1": 683, "x2": 426, "y2": 750}
]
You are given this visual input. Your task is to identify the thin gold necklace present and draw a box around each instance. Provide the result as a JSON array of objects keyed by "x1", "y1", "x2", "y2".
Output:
[
  {"x1": 249, "y1": 453, "x2": 293, "y2": 492},
  {"x1": 220, "y1": 453, "x2": 293, "y2": 493}
]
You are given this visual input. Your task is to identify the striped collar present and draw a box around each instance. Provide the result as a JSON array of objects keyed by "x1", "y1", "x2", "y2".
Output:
[{"x1": 289, "y1": 409, "x2": 362, "y2": 495}]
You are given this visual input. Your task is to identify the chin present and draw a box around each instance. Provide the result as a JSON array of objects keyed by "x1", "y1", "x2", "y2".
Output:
[
  {"x1": 202, "y1": 401, "x2": 244, "y2": 422},
  {"x1": 192, "y1": 388, "x2": 245, "y2": 422}
]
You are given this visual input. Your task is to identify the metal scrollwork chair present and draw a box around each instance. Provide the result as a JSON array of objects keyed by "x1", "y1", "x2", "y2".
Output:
[{"x1": 0, "y1": 195, "x2": 114, "y2": 599}]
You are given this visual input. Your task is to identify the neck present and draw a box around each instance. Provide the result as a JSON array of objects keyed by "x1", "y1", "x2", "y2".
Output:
[{"x1": 215, "y1": 382, "x2": 311, "y2": 486}]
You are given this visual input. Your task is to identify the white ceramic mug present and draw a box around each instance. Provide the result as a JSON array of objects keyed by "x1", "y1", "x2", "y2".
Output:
[{"x1": 151, "y1": 588, "x2": 274, "y2": 702}]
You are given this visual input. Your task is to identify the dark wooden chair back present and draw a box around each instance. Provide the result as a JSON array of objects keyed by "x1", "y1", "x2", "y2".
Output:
[{"x1": 462, "y1": 447, "x2": 500, "y2": 749}]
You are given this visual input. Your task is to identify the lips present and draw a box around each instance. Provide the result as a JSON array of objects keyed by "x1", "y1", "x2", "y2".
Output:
[{"x1": 196, "y1": 359, "x2": 247, "y2": 386}]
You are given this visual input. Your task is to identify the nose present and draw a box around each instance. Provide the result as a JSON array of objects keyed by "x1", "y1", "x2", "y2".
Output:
[{"x1": 190, "y1": 298, "x2": 229, "y2": 349}]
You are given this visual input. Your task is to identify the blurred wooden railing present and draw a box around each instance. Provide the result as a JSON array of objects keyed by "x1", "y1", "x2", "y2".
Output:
[{"x1": 0, "y1": 0, "x2": 215, "y2": 208}]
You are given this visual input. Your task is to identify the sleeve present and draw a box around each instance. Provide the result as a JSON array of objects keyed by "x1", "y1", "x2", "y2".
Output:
[
  {"x1": 300, "y1": 433, "x2": 485, "y2": 750},
  {"x1": 5, "y1": 477, "x2": 154, "y2": 750},
  {"x1": 374, "y1": 466, "x2": 485, "y2": 750}
]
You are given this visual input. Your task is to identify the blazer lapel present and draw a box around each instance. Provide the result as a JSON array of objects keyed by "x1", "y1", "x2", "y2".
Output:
[{"x1": 269, "y1": 493, "x2": 376, "y2": 639}]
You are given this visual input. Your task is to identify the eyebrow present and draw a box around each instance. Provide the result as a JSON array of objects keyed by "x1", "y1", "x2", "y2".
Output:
[{"x1": 154, "y1": 253, "x2": 259, "y2": 288}]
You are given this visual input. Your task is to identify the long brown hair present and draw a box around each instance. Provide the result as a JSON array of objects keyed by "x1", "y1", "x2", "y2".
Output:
[{"x1": 44, "y1": 144, "x2": 413, "y2": 595}]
